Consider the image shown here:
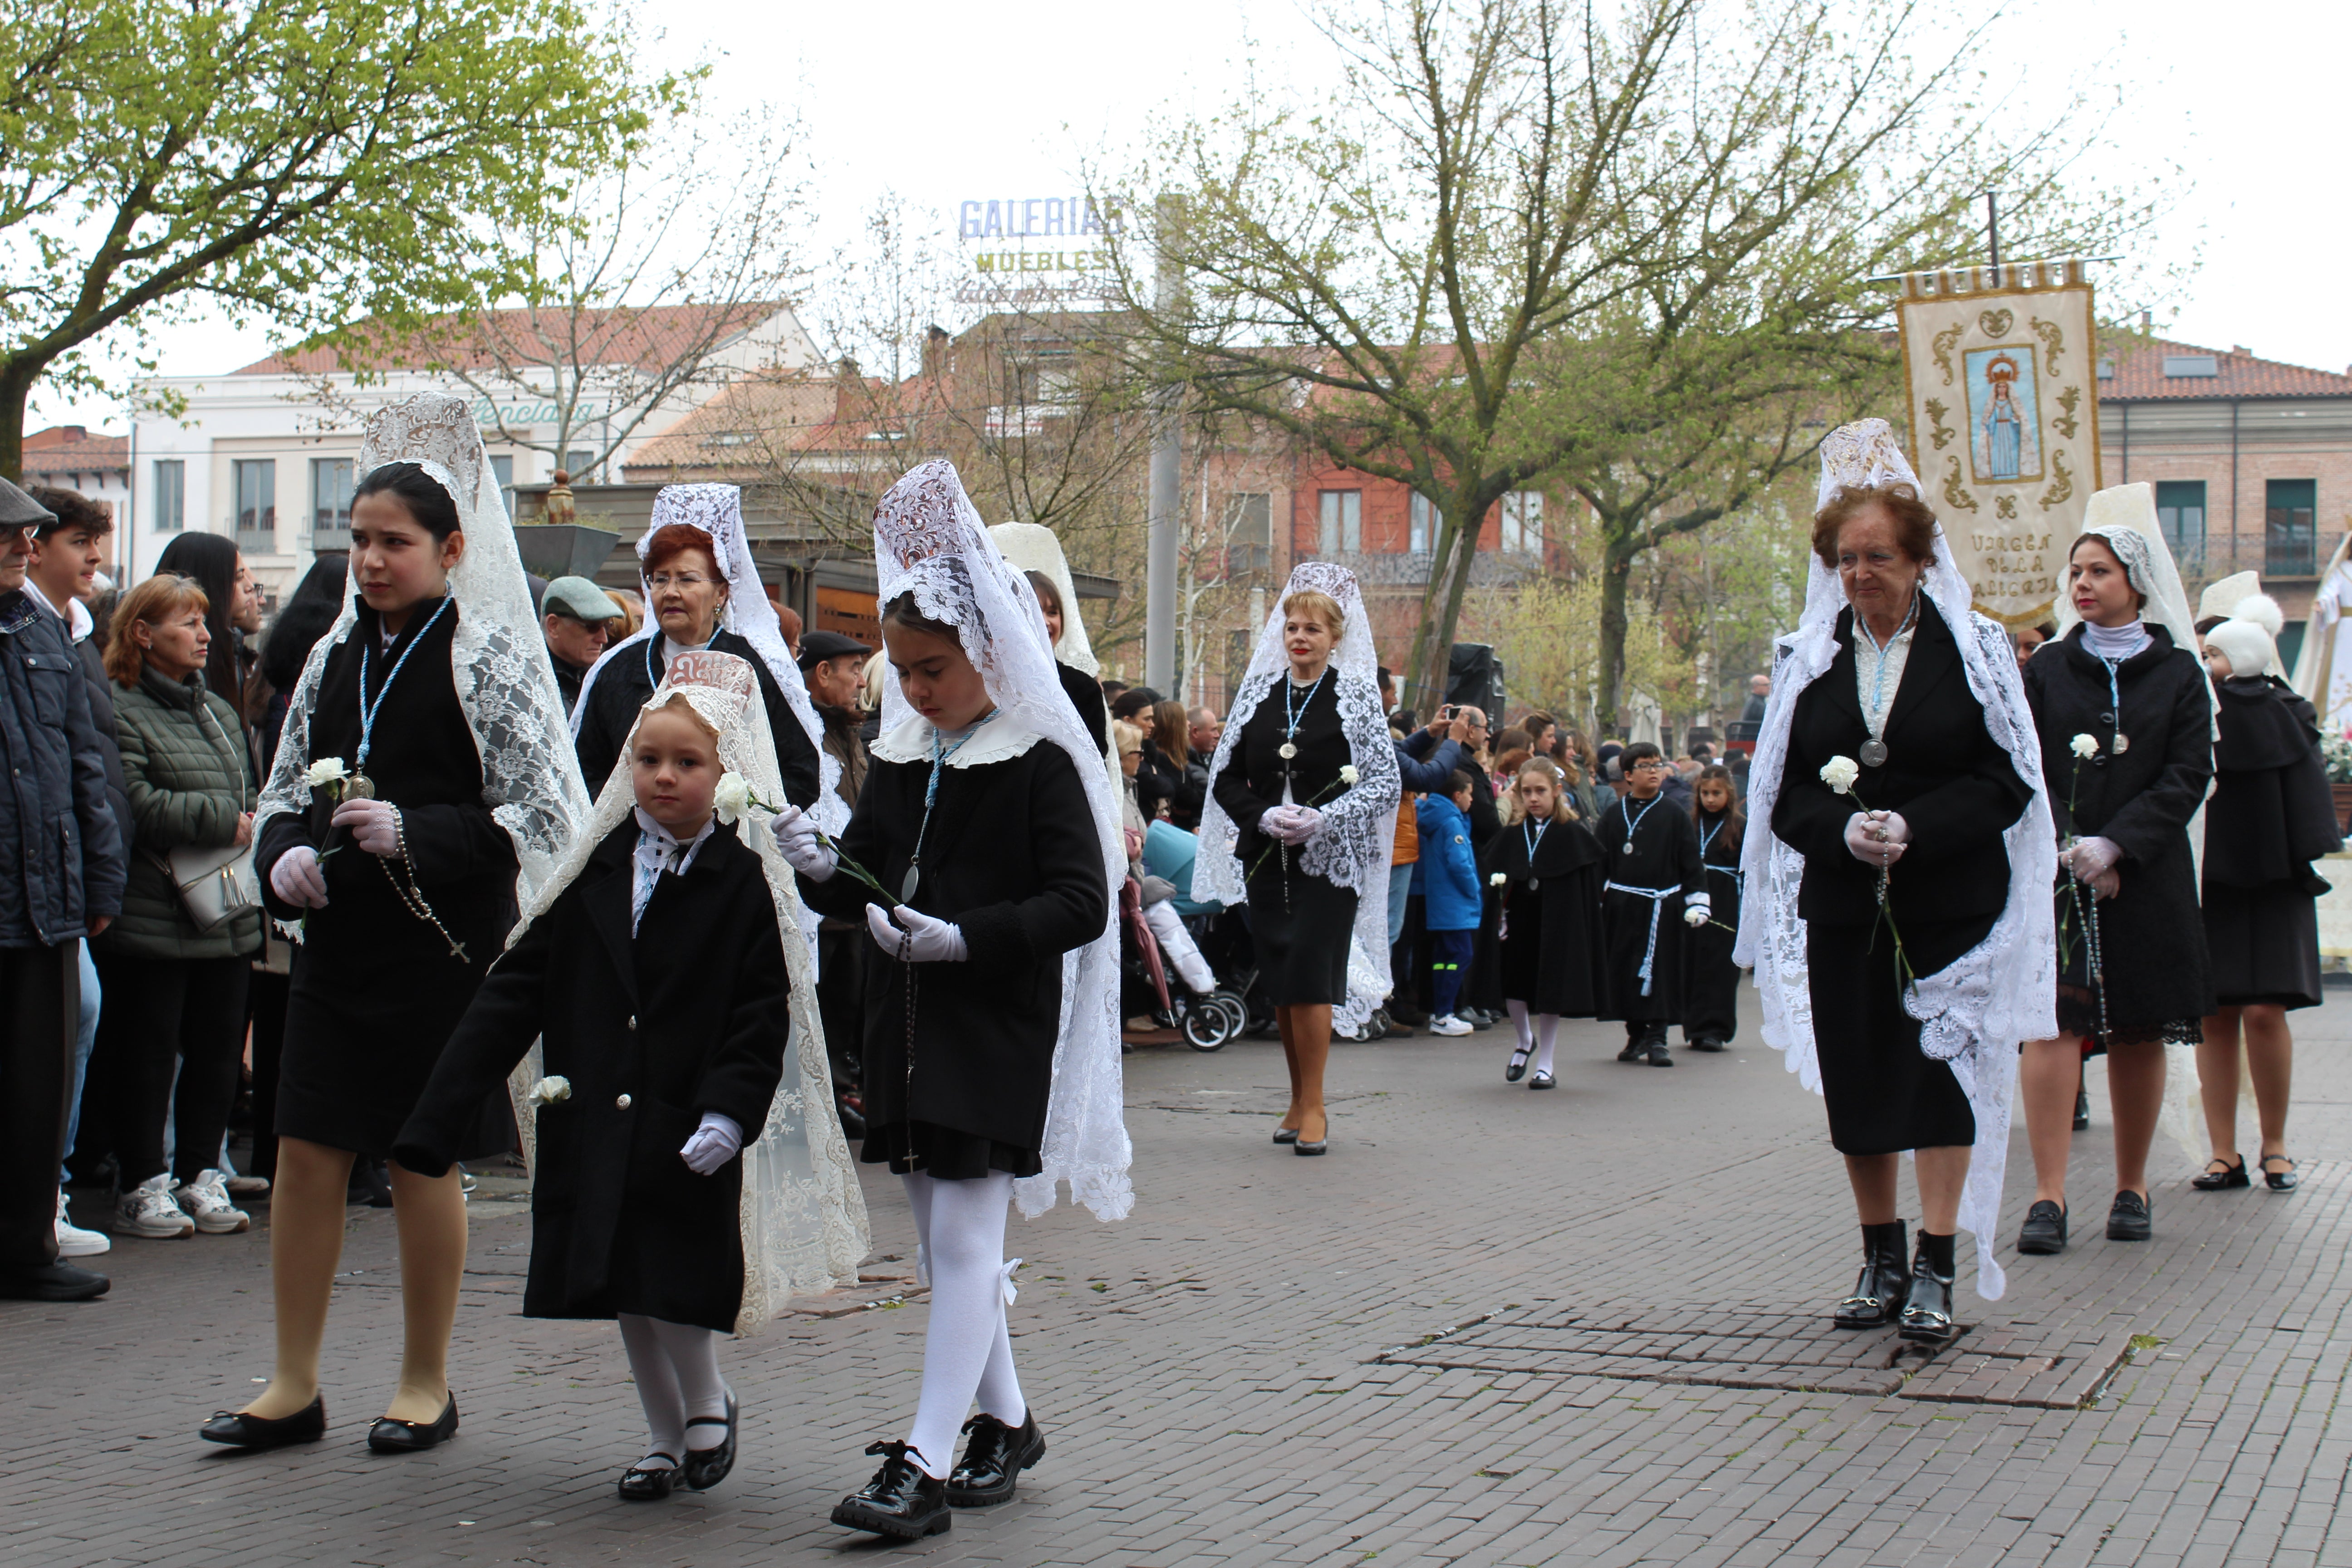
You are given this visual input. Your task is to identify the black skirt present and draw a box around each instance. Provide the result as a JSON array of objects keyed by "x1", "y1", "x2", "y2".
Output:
[
  {"x1": 2204, "y1": 880, "x2": 2324, "y2": 1010},
  {"x1": 1245, "y1": 859, "x2": 1357, "y2": 1007},
  {"x1": 1497, "y1": 896, "x2": 1545, "y2": 1002},
  {"x1": 1805, "y1": 914, "x2": 1986, "y2": 1156},
  {"x1": 862, "y1": 1120, "x2": 1042, "y2": 1181},
  {"x1": 1683, "y1": 911, "x2": 1741, "y2": 1043}
]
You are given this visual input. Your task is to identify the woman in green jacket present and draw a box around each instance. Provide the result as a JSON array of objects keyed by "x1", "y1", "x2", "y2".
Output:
[{"x1": 92, "y1": 574, "x2": 261, "y2": 1241}]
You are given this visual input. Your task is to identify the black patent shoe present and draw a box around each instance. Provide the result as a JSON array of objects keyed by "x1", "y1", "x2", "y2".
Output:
[
  {"x1": 200, "y1": 1395, "x2": 325, "y2": 1449},
  {"x1": 2262, "y1": 1155, "x2": 2299, "y2": 1192},
  {"x1": 946, "y1": 1410, "x2": 1046, "y2": 1507},
  {"x1": 833, "y1": 1441, "x2": 951, "y2": 1539},
  {"x1": 1505, "y1": 1045, "x2": 1531, "y2": 1082},
  {"x1": 2107, "y1": 1190, "x2": 2152, "y2": 1241},
  {"x1": 1528, "y1": 1070, "x2": 1556, "y2": 1090},
  {"x1": 366, "y1": 1394, "x2": 457, "y2": 1453},
  {"x1": 1897, "y1": 1243, "x2": 1960, "y2": 1347},
  {"x1": 0, "y1": 1262, "x2": 110, "y2": 1302},
  {"x1": 1271, "y1": 1126, "x2": 1300, "y2": 1145},
  {"x1": 682, "y1": 1392, "x2": 738, "y2": 1490},
  {"x1": 618, "y1": 1454, "x2": 680, "y2": 1501},
  {"x1": 1833, "y1": 1221, "x2": 1908, "y2": 1330},
  {"x1": 2073, "y1": 1088, "x2": 2090, "y2": 1131},
  {"x1": 2192, "y1": 1156, "x2": 2250, "y2": 1191},
  {"x1": 2016, "y1": 1199, "x2": 2068, "y2": 1255}
]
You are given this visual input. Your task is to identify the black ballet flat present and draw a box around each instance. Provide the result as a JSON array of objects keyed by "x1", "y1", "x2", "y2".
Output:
[
  {"x1": 2016, "y1": 1200, "x2": 2067, "y2": 1254},
  {"x1": 1833, "y1": 1221, "x2": 1907, "y2": 1330},
  {"x1": 682, "y1": 1392, "x2": 738, "y2": 1491},
  {"x1": 1271, "y1": 1127, "x2": 1300, "y2": 1145},
  {"x1": 2192, "y1": 1156, "x2": 2250, "y2": 1191},
  {"x1": 366, "y1": 1394, "x2": 457, "y2": 1454},
  {"x1": 833, "y1": 1440, "x2": 951, "y2": 1539},
  {"x1": 946, "y1": 1410, "x2": 1045, "y2": 1508},
  {"x1": 1897, "y1": 1243, "x2": 1960, "y2": 1347},
  {"x1": 1687, "y1": 1038, "x2": 1725, "y2": 1054},
  {"x1": 1294, "y1": 1137, "x2": 1327, "y2": 1156},
  {"x1": 1528, "y1": 1070, "x2": 1556, "y2": 1090},
  {"x1": 1505, "y1": 1046, "x2": 1531, "y2": 1082},
  {"x1": 2262, "y1": 1155, "x2": 2299, "y2": 1192},
  {"x1": 619, "y1": 1453, "x2": 680, "y2": 1502},
  {"x1": 200, "y1": 1396, "x2": 325, "y2": 1450}
]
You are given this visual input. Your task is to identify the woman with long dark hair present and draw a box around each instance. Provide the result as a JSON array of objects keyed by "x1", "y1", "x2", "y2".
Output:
[{"x1": 154, "y1": 531, "x2": 257, "y2": 730}]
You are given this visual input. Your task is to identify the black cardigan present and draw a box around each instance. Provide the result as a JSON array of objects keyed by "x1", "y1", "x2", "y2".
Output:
[
  {"x1": 393, "y1": 820, "x2": 788, "y2": 1327},
  {"x1": 1774, "y1": 599, "x2": 2032, "y2": 928},
  {"x1": 573, "y1": 629, "x2": 823, "y2": 808},
  {"x1": 800, "y1": 730, "x2": 1108, "y2": 1152},
  {"x1": 2205, "y1": 675, "x2": 2340, "y2": 893}
]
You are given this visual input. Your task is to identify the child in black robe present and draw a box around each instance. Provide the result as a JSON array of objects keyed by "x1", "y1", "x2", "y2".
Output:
[
  {"x1": 1593, "y1": 741, "x2": 1707, "y2": 1067},
  {"x1": 1683, "y1": 764, "x2": 1745, "y2": 1051},
  {"x1": 1486, "y1": 759, "x2": 1607, "y2": 1088}
]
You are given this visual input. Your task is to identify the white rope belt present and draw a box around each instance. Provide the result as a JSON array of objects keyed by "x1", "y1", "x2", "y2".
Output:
[{"x1": 1603, "y1": 882, "x2": 1681, "y2": 996}]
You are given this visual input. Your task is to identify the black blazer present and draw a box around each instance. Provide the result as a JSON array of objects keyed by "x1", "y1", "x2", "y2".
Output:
[
  {"x1": 2205, "y1": 676, "x2": 2340, "y2": 892},
  {"x1": 573, "y1": 628, "x2": 823, "y2": 809},
  {"x1": 1212, "y1": 675, "x2": 1367, "y2": 861},
  {"x1": 393, "y1": 820, "x2": 788, "y2": 1323},
  {"x1": 1774, "y1": 598, "x2": 2031, "y2": 927},
  {"x1": 800, "y1": 733, "x2": 1109, "y2": 1151}
]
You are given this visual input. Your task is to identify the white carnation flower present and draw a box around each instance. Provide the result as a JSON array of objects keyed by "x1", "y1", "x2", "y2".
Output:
[
  {"x1": 2070, "y1": 733, "x2": 2099, "y2": 759},
  {"x1": 1819, "y1": 755, "x2": 1861, "y2": 794},
  {"x1": 528, "y1": 1075, "x2": 572, "y2": 1106},
  {"x1": 713, "y1": 771, "x2": 751, "y2": 825},
  {"x1": 304, "y1": 756, "x2": 349, "y2": 788},
  {"x1": 1339, "y1": 764, "x2": 1360, "y2": 785},
  {"x1": 1490, "y1": 872, "x2": 1507, "y2": 887}
]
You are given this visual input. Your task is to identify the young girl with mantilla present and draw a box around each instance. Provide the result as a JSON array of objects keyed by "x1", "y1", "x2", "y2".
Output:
[{"x1": 1485, "y1": 757, "x2": 1606, "y2": 1088}]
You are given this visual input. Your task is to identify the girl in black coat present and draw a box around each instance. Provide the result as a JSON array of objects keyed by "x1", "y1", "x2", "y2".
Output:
[
  {"x1": 2192, "y1": 613, "x2": 2340, "y2": 1193},
  {"x1": 396, "y1": 675, "x2": 798, "y2": 1501},
  {"x1": 1484, "y1": 758, "x2": 1606, "y2": 1088},
  {"x1": 2017, "y1": 519, "x2": 2215, "y2": 1254},
  {"x1": 1682, "y1": 764, "x2": 1745, "y2": 1051}
]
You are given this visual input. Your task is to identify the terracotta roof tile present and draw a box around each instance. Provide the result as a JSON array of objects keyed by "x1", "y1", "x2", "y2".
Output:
[
  {"x1": 20, "y1": 428, "x2": 127, "y2": 474},
  {"x1": 235, "y1": 303, "x2": 785, "y2": 377},
  {"x1": 2101, "y1": 337, "x2": 2352, "y2": 401}
]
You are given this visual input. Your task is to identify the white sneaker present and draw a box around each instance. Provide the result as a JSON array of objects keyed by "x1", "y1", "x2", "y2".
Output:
[
  {"x1": 55, "y1": 1189, "x2": 111, "y2": 1258},
  {"x1": 174, "y1": 1170, "x2": 252, "y2": 1235},
  {"x1": 222, "y1": 1171, "x2": 271, "y2": 1197},
  {"x1": 1429, "y1": 1013, "x2": 1475, "y2": 1037},
  {"x1": 117, "y1": 1174, "x2": 196, "y2": 1239}
]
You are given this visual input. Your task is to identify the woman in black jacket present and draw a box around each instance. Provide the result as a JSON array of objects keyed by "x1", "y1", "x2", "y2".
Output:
[
  {"x1": 2017, "y1": 501, "x2": 2215, "y2": 1254},
  {"x1": 2191, "y1": 612, "x2": 2339, "y2": 1193},
  {"x1": 1136, "y1": 700, "x2": 1205, "y2": 828}
]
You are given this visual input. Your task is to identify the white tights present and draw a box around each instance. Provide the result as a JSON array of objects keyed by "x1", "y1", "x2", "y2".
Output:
[
  {"x1": 617, "y1": 1313, "x2": 729, "y2": 1469},
  {"x1": 1505, "y1": 1000, "x2": 1561, "y2": 1076},
  {"x1": 902, "y1": 1170, "x2": 1027, "y2": 1479}
]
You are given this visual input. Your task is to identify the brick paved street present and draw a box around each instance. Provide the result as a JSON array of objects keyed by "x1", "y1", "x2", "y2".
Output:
[{"x1": 14, "y1": 985, "x2": 2352, "y2": 1567}]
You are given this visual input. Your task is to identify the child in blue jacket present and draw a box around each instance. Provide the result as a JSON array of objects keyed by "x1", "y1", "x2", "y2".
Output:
[{"x1": 1416, "y1": 771, "x2": 1484, "y2": 1035}]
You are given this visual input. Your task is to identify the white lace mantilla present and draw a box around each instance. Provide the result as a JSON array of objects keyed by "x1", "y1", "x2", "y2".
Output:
[
  {"x1": 1193, "y1": 561, "x2": 1403, "y2": 1033},
  {"x1": 1734, "y1": 418, "x2": 2056, "y2": 1302},
  {"x1": 873, "y1": 461, "x2": 1132, "y2": 1223}
]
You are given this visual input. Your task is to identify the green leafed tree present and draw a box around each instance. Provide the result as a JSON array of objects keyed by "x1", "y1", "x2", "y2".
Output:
[
  {"x1": 1106, "y1": 0, "x2": 2169, "y2": 720},
  {"x1": 0, "y1": 0, "x2": 681, "y2": 478}
]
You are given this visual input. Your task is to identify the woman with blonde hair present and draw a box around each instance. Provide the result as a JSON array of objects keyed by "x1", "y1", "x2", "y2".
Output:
[{"x1": 1197, "y1": 565, "x2": 1400, "y2": 1155}]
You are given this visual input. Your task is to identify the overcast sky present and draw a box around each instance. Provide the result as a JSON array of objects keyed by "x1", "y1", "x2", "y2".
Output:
[{"x1": 34, "y1": 0, "x2": 2352, "y2": 432}]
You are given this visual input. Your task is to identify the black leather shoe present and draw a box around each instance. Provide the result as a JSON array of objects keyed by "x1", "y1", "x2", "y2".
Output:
[
  {"x1": 1617, "y1": 1038, "x2": 1646, "y2": 1063},
  {"x1": 1833, "y1": 1221, "x2": 1907, "y2": 1329},
  {"x1": 1528, "y1": 1070, "x2": 1556, "y2": 1089},
  {"x1": 0, "y1": 1262, "x2": 110, "y2": 1302},
  {"x1": 366, "y1": 1394, "x2": 458, "y2": 1453},
  {"x1": 832, "y1": 1441, "x2": 951, "y2": 1539},
  {"x1": 682, "y1": 1392, "x2": 738, "y2": 1490},
  {"x1": 946, "y1": 1410, "x2": 1046, "y2": 1507},
  {"x1": 2072, "y1": 1088, "x2": 2090, "y2": 1131},
  {"x1": 1505, "y1": 1046, "x2": 1531, "y2": 1082},
  {"x1": 2192, "y1": 1156, "x2": 2250, "y2": 1191},
  {"x1": 1898, "y1": 1243, "x2": 1960, "y2": 1347},
  {"x1": 1687, "y1": 1037, "x2": 1726, "y2": 1053},
  {"x1": 2107, "y1": 1190, "x2": 2152, "y2": 1241},
  {"x1": 2262, "y1": 1155, "x2": 2299, "y2": 1192},
  {"x1": 618, "y1": 1454, "x2": 679, "y2": 1501},
  {"x1": 2016, "y1": 1199, "x2": 2067, "y2": 1255},
  {"x1": 200, "y1": 1396, "x2": 325, "y2": 1449},
  {"x1": 1644, "y1": 1039, "x2": 1674, "y2": 1068},
  {"x1": 1271, "y1": 1127, "x2": 1299, "y2": 1144}
]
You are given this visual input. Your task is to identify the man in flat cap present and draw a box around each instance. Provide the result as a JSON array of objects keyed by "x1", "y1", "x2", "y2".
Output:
[
  {"x1": 0, "y1": 476, "x2": 126, "y2": 1302},
  {"x1": 795, "y1": 628, "x2": 873, "y2": 1135},
  {"x1": 540, "y1": 574, "x2": 623, "y2": 718}
]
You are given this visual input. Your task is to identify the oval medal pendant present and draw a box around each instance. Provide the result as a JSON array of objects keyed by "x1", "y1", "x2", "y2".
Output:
[
  {"x1": 899, "y1": 866, "x2": 920, "y2": 902},
  {"x1": 2113, "y1": 733, "x2": 2129, "y2": 754},
  {"x1": 345, "y1": 774, "x2": 375, "y2": 800},
  {"x1": 1527, "y1": 877, "x2": 1540, "y2": 892},
  {"x1": 1279, "y1": 742, "x2": 1298, "y2": 760},
  {"x1": 1859, "y1": 739, "x2": 1888, "y2": 768}
]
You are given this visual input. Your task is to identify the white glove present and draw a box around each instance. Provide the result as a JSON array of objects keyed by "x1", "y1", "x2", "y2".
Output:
[
  {"x1": 270, "y1": 845, "x2": 329, "y2": 908},
  {"x1": 1260, "y1": 806, "x2": 1318, "y2": 845},
  {"x1": 867, "y1": 902, "x2": 968, "y2": 962},
  {"x1": 2064, "y1": 835, "x2": 2121, "y2": 881},
  {"x1": 1287, "y1": 805, "x2": 1323, "y2": 843},
  {"x1": 331, "y1": 797, "x2": 402, "y2": 857},
  {"x1": 679, "y1": 1112, "x2": 744, "y2": 1175},
  {"x1": 1683, "y1": 891, "x2": 1712, "y2": 928},
  {"x1": 770, "y1": 804, "x2": 836, "y2": 881}
]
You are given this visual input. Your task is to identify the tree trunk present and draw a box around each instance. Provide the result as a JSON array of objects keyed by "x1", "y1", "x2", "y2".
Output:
[
  {"x1": 0, "y1": 357, "x2": 37, "y2": 484},
  {"x1": 1404, "y1": 504, "x2": 1483, "y2": 719},
  {"x1": 1597, "y1": 544, "x2": 1634, "y2": 739}
]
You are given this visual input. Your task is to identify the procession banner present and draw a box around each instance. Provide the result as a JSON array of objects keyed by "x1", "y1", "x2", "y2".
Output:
[{"x1": 1897, "y1": 260, "x2": 2102, "y2": 627}]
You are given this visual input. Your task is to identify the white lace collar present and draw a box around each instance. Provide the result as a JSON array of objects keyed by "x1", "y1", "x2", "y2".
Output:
[{"x1": 871, "y1": 711, "x2": 1047, "y2": 768}]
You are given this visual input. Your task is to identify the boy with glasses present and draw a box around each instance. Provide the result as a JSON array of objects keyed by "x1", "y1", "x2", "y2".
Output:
[{"x1": 1594, "y1": 742, "x2": 1707, "y2": 1067}]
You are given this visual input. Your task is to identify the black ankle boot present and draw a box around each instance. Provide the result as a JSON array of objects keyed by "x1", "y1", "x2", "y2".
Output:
[
  {"x1": 1833, "y1": 1220, "x2": 1908, "y2": 1329},
  {"x1": 1898, "y1": 1232, "x2": 1960, "y2": 1346}
]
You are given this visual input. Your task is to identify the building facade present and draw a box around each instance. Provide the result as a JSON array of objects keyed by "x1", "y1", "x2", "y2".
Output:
[{"x1": 20, "y1": 426, "x2": 131, "y2": 565}]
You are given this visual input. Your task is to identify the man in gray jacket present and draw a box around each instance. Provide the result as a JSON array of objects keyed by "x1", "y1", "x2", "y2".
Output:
[{"x1": 0, "y1": 477, "x2": 126, "y2": 1302}]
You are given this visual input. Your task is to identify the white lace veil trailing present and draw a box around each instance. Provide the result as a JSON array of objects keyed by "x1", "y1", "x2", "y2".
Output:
[
  {"x1": 1732, "y1": 418, "x2": 2057, "y2": 1302},
  {"x1": 510, "y1": 650, "x2": 868, "y2": 1331},
  {"x1": 1193, "y1": 562, "x2": 1404, "y2": 1034},
  {"x1": 873, "y1": 461, "x2": 1133, "y2": 1224},
  {"x1": 572, "y1": 484, "x2": 845, "y2": 839},
  {"x1": 989, "y1": 521, "x2": 1100, "y2": 676},
  {"x1": 254, "y1": 392, "x2": 593, "y2": 913}
]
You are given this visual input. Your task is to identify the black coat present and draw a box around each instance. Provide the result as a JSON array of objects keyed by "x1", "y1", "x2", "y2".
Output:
[
  {"x1": 2024, "y1": 624, "x2": 2213, "y2": 1029},
  {"x1": 0, "y1": 590, "x2": 126, "y2": 944},
  {"x1": 1684, "y1": 806, "x2": 1744, "y2": 1040},
  {"x1": 74, "y1": 635, "x2": 132, "y2": 860},
  {"x1": 394, "y1": 821, "x2": 788, "y2": 1332},
  {"x1": 573, "y1": 629, "x2": 823, "y2": 808},
  {"x1": 1481, "y1": 814, "x2": 1607, "y2": 1016},
  {"x1": 801, "y1": 729, "x2": 1109, "y2": 1153},
  {"x1": 1592, "y1": 789, "x2": 1705, "y2": 1022},
  {"x1": 1775, "y1": 600, "x2": 2032, "y2": 930},
  {"x1": 2205, "y1": 675, "x2": 2340, "y2": 894},
  {"x1": 1211, "y1": 673, "x2": 1374, "y2": 862},
  {"x1": 1058, "y1": 661, "x2": 1108, "y2": 756},
  {"x1": 255, "y1": 599, "x2": 520, "y2": 1158}
]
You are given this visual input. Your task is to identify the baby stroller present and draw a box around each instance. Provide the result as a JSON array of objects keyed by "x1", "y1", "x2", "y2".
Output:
[{"x1": 1121, "y1": 878, "x2": 1247, "y2": 1050}]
